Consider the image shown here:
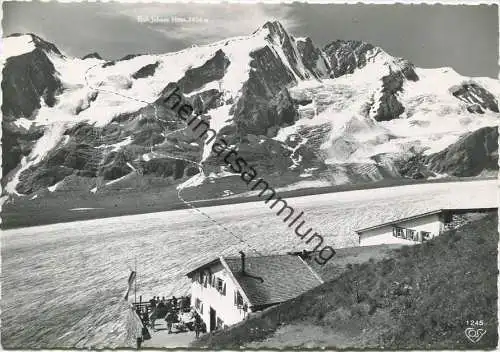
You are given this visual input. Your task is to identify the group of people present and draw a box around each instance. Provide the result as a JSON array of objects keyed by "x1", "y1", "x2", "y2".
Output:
[
  {"x1": 161, "y1": 306, "x2": 205, "y2": 337},
  {"x1": 135, "y1": 295, "x2": 206, "y2": 339},
  {"x1": 148, "y1": 295, "x2": 191, "y2": 312}
]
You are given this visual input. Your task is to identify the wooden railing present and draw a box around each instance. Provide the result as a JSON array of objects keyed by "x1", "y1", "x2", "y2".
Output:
[{"x1": 132, "y1": 296, "x2": 191, "y2": 315}]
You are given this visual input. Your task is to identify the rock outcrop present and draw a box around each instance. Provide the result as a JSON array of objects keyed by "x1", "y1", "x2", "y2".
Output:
[
  {"x1": 426, "y1": 126, "x2": 498, "y2": 177},
  {"x1": 323, "y1": 40, "x2": 377, "y2": 78},
  {"x1": 82, "y1": 52, "x2": 103, "y2": 60},
  {"x1": 450, "y1": 82, "x2": 499, "y2": 113},
  {"x1": 132, "y1": 62, "x2": 160, "y2": 79}
]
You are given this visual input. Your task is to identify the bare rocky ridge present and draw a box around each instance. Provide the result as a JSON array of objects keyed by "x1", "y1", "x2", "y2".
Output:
[
  {"x1": 82, "y1": 52, "x2": 103, "y2": 60},
  {"x1": 2, "y1": 34, "x2": 63, "y2": 177},
  {"x1": 132, "y1": 62, "x2": 160, "y2": 79},
  {"x1": 426, "y1": 126, "x2": 499, "y2": 177},
  {"x1": 176, "y1": 49, "x2": 230, "y2": 94},
  {"x1": 2, "y1": 34, "x2": 62, "y2": 119},
  {"x1": 323, "y1": 40, "x2": 377, "y2": 78},
  {"x1": 296, "y1": 37, "x2": 330, "y2": 79},
  {"x1": 450, "y1": 82, "x2": 499, "y2": 114}
]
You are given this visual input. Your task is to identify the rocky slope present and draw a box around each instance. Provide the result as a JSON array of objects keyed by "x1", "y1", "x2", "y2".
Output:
[
  {"x1": 1, "y1": 22, "x2": 498, "y2": 198},
  {"x1": 426, "y1": 126, "x2": 498, "y2": 177}
]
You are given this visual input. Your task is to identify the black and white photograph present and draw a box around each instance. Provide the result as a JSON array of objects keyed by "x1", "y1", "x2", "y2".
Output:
[{"x1": 1, "y1": 0, "x2": 498, "y2": 349}]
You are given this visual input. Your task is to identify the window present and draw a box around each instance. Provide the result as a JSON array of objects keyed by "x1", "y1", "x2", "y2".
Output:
[
  {"x1": 234, "y1": 290, "x2": 244, "y2": 307},
  {"x1": 393, "y1": 226, "x2": 405, "y2": 238},
  {"x1": 195, "y1": 298, "x2": 201, "y2": 310},
  {"x1": 214, "y1": 278, "x2": 226, "y2": 295},
  {"x1": 406, "y1": 229, "x2": 417, "y2": 241},
  {"x1": 195, "y1": 299, "x2": 203, "y2": 314},
  {"x1": 393, "y1": 226, "x2": 422, "y2": 242},
  {"x1": 203, "y1": 272, "x2": 208, "y2": 288},
  {"x1": 216, "y1": 278, "x2": 223, "y2": 291},
  {"x1": 205, "y1": 271, "x2": 215, "y2": 288}
]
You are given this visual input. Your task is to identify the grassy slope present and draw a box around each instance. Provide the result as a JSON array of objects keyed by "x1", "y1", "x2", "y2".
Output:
[
  {"x1": 306, "y1": 244, "x2": 404, "y2": 282},
  {"x1": 192, "y1": 213, "x2": 498, "y2": 349}
]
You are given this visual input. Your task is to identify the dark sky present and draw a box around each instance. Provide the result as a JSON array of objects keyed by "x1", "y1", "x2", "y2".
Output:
[{"x1": 2, "y1": 2, "x2": 498, "y2": 78}]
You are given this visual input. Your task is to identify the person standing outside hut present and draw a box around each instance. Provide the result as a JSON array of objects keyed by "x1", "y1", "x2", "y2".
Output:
[
  {"x1": 194, "y1": 312, "x2": 202, "y2": 339},
  {"x1": 171, "y1": 296, "x2": 178, "y2": 312},
  {"x1": 150, "y1": 299, "x2": 161, "y2": 332},
  {"x1": 157, "y1": 299, "x2": 165, "y2": 309},
  {"x1": 165, "y1": 311, "x2": 174, "y2": 334},
  {"x1": 149, "y1": 296, "x2": 156, "y2": 311},
  {"x1": 179, "y1": 296, "x2": 185, "y2": 312}
]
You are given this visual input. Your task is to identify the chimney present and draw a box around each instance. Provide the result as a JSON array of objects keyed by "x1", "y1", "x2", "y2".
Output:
[{"x1": 239, "y1": 251, "x2": 246, "y2": 274}]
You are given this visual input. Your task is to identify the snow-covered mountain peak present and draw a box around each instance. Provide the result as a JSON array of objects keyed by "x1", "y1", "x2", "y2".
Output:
[
  {"x1": 260, "y1": 20, "x2": 290, "y2": 45},
  {"x1": 3, "y1": 33, "x2": 62, "y2": 61},
  {"x1": 2, "y1": 23, "x2": 498, "y2": 197},
  {"x1": 3, "y1": 34, "x2": 36, "y2": 60},
  {"x1": 322, "y1": 39, "x2": 417, "y2": 82}
]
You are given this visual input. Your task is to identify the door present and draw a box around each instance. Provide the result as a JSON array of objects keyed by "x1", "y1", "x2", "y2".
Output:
[{"x1": 209, "y1": 307, "x2": 216, "y2": 332}]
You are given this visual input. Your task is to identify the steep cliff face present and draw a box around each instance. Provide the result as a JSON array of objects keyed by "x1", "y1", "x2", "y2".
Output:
[
  {"x1": 323, "y1": 40, "x2": 377, "y2": 78},
  {"x1": 2, "y1": 34, "x2": 62, "y2": 119},
  {"x1": 2, "y1": 124, "x2": 45, "y2": 179},
  {"x1": 2, "y1": 23, "x2": 498, "y2": 197},
  {"x1": 322, "y1": 40, "x2": 420, "y2": 122},
  {"x1": 426, "y1": 126, "x2": 498, "y2": 177},
  {"x1": 231, "y1": 45, "x2": 297, "y2": 137},
  {"x1": 1, "y1": 34, "x2": 64, "y2": 177},
  {"x1": 373, "y1": 60, "x2": 419, "y2": 122},
  {"x1": 296, "y1": 37, "x2": 330, "y2": 79},
  {"x1": 450, "y1": 82, "x2": 499, "y2": 114},
  {"x1": 176, "y1": 49, "x2": 230, "y2": 94},
  {"x1": 262, "y1": 21, "x2": 313, "y2": 80}
]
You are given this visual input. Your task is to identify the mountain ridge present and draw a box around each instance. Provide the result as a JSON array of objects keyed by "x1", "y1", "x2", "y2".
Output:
[{"x1": 1, "y1": 21, "x2": 498, "y2": 199}]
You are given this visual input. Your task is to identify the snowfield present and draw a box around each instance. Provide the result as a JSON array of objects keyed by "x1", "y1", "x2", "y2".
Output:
[
  {"x1": 2, "y1": 35, "x2": 36, "y2": 60},
  {"x1": 1, "y1": 180, "x2": 497, "y2": 348},
  {"x1": 286, "y1": 64, "x2": 499, "y2": 166}
]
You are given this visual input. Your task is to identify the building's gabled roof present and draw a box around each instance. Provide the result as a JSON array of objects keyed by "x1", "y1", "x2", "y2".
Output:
[
  {"x1": 355, "y1": 207, "x2": 498, "y2": 235},
  {"x1": 185, "y1": 258, "x2": 221, "y2": 278},
  {"x1": 223, "y1": 254, "x2": 324, "y2": 307},
  {"x1": 355, "y1": 209, "x2": 444, "y2": 235}
]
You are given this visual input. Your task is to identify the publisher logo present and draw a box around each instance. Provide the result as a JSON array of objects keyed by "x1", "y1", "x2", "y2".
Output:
[{"x1": 465, "y1": 327, "x2": 487, "y2": 343}]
